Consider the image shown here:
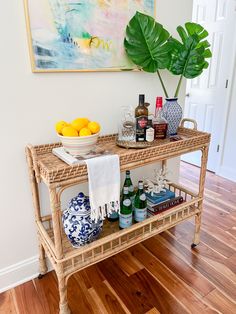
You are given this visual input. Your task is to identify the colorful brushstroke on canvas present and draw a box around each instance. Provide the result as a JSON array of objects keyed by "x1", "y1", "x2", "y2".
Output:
[{"x1": 25, "y1": 0, "x2": 155, "y2": 71}]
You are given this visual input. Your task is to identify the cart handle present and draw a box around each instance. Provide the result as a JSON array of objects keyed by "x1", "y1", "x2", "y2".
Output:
[{"x1": 180, "y1": 118, "x2": 198, "y2": 130}]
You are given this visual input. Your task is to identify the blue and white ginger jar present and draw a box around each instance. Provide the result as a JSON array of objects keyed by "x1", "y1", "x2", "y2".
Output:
[
  {"x1": 62, "y1": 192, "x2": 103, "y2": 248},
  {"x1": 162, "y1": 98, "x2": 183, "y2": 136}
]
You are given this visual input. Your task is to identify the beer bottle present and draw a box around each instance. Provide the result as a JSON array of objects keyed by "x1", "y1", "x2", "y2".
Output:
[
  {"x1": 119, "y1": 186, "x2": 132, "y2": 229},
  {"x1": 134, "y1": 181, "x2": 147, "y2": 222}
]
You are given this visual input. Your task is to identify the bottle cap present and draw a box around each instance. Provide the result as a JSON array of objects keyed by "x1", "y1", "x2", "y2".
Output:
[
  {"x1": 139, "y1": 94, "x2": 145, "y2": 104},
  {"x1": 126, "y1": 170, "x2": 130, "y2": 175},
  {"x1": 148, "y1": 119, "x2": 153, "y2": 127},
  {"x1": 156, "y1": 97, "x2": 163, "y2": 108},
  {"x1": 138, "y1": 181, "x2": 144, "y2": 188}
]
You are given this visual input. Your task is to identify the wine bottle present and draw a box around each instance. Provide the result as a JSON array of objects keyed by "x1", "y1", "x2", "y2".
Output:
[
  {"x1": 134, "y1": 181, "x2": 147, "y2": 222},
  {"x1": 135, "y1": 94, "x2": 148, "y2": 142},
  {"x1": 153, "y1": 97, "x2": 168, "y2": 139},
  {"x1": 119, "y1": 186, "x2": 133, "y2": 229}
]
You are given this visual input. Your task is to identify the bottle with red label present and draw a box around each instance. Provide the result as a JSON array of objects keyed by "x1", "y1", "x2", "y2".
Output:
[
  {"x1": 135, "y1": 94, "x2": 148, "y2": 142},
  {"x1": 153, "y1": 97, "x2": 168, "y2": 139}
]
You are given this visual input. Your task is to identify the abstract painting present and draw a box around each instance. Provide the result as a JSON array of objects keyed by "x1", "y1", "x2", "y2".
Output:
[{"x1": 24, "y1": 0, "x2": 155, "y2": 72}]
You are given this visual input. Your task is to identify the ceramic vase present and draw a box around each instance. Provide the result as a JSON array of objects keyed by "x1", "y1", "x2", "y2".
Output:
[
  {"x1": 62, "y1": 192, "x2": 103, "y2": 247},
  {"x1": 162, "y1": 98, "x2": 183, "y2": 136}
]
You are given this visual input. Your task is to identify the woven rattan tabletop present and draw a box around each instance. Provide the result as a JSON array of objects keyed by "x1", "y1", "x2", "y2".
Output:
[{"x1": 27, "y1": 127, "x2": 210, "y2": 186}]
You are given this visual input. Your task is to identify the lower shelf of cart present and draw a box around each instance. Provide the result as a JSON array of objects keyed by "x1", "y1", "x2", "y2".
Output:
[{"x1": 39, "y1": 182, "x2": 201, "y2": 276}]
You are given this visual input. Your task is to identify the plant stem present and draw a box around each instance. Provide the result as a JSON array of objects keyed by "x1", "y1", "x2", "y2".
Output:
[
  {"x1": 174, "y1": 75, "x2": 183, "y2": 98},
  {"x1": 157, "y1": 70, "x2": 169, "y2": 98}
]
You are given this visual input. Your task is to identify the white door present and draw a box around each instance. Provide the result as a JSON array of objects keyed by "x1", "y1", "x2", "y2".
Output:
[{"x1": 182, "y1": 0, "x2": 236, "y2": 172}]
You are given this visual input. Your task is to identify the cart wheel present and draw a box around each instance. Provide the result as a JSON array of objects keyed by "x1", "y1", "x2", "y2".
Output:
[
  {"x1": 38, "y1": 274, "x2": 44, "y2": 279},
  {"x1": 191, "y1": 243, "x2": 197, "y2": 249}
]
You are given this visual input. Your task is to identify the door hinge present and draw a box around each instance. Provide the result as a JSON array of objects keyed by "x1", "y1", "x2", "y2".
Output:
[
  {"x1": 217, "y1": 145, "x2": 220, "y2": 152},
  {"x1": 225, "y1": 79, "x2": 229, "y2": 88}
]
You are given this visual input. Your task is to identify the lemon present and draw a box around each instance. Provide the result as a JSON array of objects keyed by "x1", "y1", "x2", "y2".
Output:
[
  {"x1": 62, "y1": 126, "x2": 78, "y2": 137},
  {"x1": 79, "y1": 127, "x2": 92, "y2": 136},
  {"x1": 71, "y1": 118, "x2": 90, "y2": 132},
  {"x1": 55, "y1": 121, "x2": 68, "y2": 134},
  {"x1": 81, "y1": 118, "x2": 90, "y2": 125},
  {"x1": 88, "y1": 121, "x2": 100, "y2": 134}
]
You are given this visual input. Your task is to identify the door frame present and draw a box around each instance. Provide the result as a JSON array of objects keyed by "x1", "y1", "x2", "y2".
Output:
[
  {"x1": 216, "y1": 14, "x2": 236, "y2": 175},
  {"x1": 183, "y1": 0, "x2": 236, "y2": 174}
]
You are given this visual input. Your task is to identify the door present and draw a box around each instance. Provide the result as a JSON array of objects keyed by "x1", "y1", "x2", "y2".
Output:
[{"x1": 182, "y1": 0, "x2": 236, "y2": 172}]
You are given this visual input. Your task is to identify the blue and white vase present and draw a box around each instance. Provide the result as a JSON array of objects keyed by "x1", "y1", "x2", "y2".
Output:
[
  {"x1": 62, "y1": 192, "x2": 103, "y2": 248},
  {"x1": 162, "y1": 98, "x2": 183, "y2": 136}
]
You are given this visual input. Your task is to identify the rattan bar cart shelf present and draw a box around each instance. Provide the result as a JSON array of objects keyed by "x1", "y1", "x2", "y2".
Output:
[{"x1": 26, "y1": 119, "x2": 210, "y2": 314}]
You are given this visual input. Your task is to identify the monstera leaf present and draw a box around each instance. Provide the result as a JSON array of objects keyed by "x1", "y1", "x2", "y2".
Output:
[
  {"x1": 123, "y1": 14, "x2": 212, "y2": 98},
  {"x1": 168, "y1": 22, "x2": 212, "y2": 79},
  {"x1": 124, "y1": 12, "x2": 172, "y2": 73}
]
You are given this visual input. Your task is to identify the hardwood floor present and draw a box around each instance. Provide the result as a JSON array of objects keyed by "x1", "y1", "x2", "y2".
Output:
[{"x1": 1, "y1": 162, "x2": 236, "y2": 314}]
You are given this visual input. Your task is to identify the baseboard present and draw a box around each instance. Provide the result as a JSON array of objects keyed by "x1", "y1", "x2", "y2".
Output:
[
  {"x1": 218, "y1": 165, "x2": 236, "y2": 183},
  {"x1": 0, "y1": 255, "x2": 42, "y2": 293}
]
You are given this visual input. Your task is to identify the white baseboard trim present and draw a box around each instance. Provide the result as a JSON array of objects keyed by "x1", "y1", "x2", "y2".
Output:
[
  {"x1": 218, "y1": 165, "x2": 236, "y2": 183},
  {"x1": 0, "y1": 255, "x2": 40, "y2": 293}
]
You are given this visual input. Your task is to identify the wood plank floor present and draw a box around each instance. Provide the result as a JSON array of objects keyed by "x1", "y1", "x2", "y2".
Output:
[{"x1": 1, "y1": 162, "x2": 236, "y2": 314}]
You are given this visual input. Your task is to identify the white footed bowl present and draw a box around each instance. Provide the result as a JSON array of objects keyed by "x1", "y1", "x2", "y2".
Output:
[{"x1": 58, "y1": 133, "x2": 100, "y2": 156}]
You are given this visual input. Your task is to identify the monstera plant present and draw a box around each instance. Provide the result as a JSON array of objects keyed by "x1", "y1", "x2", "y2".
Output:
[{"x1": 124, "y1": 12, "x2": 212, "y2": 98}]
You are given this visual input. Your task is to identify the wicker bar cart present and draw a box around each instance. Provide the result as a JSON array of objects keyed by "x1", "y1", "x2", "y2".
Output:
[{"x1": 26, "y1": 119, "x2": 210, "y2": 314}]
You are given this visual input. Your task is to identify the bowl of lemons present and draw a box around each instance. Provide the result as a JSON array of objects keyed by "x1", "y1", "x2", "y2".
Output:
[{"x1": 55, "y1": 118, "x2": 101, "y2": 156}]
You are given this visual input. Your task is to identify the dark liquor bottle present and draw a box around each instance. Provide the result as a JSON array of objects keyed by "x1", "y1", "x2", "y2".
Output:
[
  {"x1": 134, "y1": 181, "x2": 147, "y2": 222},
  {"x1": 123, "y1": 170, "x2": 135, "y2": 201},
  {"x1": 153, "y1": 97, "x2": 168, "y2": 139},
  {"x1": 119, "y1": 186, "x2": 133, "y2": 229},
  {"x1": 107, "y1": 202, "x2": 119, "y2": 222},
  {"x1": 135, "y1": 94, "x2": 148, "y2": 142}
]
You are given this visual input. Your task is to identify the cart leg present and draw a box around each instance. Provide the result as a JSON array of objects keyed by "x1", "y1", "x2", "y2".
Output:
[
  {"x1": 58, "y1": 274, "x2": 70, "y2": 314},
  {"x1": 38, "y1": 242, "x2": 48, "y2": 278},
  {"x1": 49, "y1": 188, "x2": 70, "y2": 313},
  {"x1": 192, "y1": 146, "x2": 209, "y2": 248},
  {"x1": 192, "y1": 213, "x2": 202, "y2": 248},
  {"x1": 26, "y1": 149, "x2": 49, "y2": 277}
]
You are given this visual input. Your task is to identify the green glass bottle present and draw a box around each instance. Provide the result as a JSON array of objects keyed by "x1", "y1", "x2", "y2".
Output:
[
  {"x1": 123, "y1": 170, "x2": 135, "y2": 201},
  {"x1": 119, "y1": 186, "x2": 132, "y2": 229},
  {"x1": 134, "y1": 181, "x2": 147, "y2": 222}
]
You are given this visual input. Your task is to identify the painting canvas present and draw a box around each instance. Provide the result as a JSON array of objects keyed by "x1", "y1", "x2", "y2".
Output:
[{"x1": 24, "y1": 0, "x2": 155, "y2": 72}]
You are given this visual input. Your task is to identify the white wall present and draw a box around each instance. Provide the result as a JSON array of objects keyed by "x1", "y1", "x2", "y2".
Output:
[{"x1": 0, "y1": 0, "x2": 192, "y2": 291}]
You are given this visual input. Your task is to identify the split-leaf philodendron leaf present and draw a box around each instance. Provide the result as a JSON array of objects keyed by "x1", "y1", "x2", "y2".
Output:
[
  {"x1": 124, "y1": 12, "x2": 172, "y2": 73},
  {"x1": 168, "y1": 22, "x2": 212, "y2": 79}
]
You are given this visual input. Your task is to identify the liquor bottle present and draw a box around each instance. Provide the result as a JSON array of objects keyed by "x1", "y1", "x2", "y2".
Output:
[
  {"x1": 153, "y1": 97, "x2": 168, "y2": 139},
  {"x1": 145, "y1": 119, "x2": 155, "y2": 142},
  {"x1": 107, "y1": 210, "x2": 119, "y2": 222},
  {"x1": 119, "y1": 186, "x2": 133, "y2": 229},
  {"x1": 135, "y1": 94, "x2": 148, "y2": 142},
  {"x1": 134, "y1": 181, "x2": 147, "y2": 222},
  {"x1": 123, "y1": 170, "x2": 135, "y2": 200}
]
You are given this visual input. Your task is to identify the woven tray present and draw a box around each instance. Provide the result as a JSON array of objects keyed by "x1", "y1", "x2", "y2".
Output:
[
  {"x1": 116, "y1": 139, "x2": 153, "y2": 149},
  {"x1": 26, "y1": 127, "x2": 210, "y2": 186}
]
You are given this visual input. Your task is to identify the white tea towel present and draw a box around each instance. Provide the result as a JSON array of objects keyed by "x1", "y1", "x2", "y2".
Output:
[{"x1": 85, "y1": 154, "x2": 120, "y2": 222}]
